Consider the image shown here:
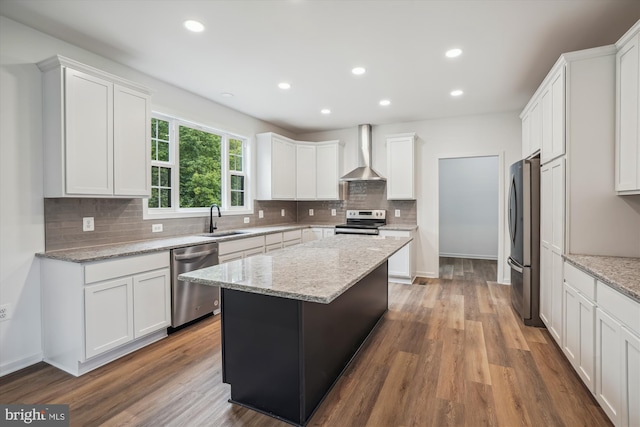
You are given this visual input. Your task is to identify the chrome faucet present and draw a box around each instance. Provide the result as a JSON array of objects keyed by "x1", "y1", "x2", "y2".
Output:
[{"x1": 209, "y1": 204, "x2": 221, "y2": 233}]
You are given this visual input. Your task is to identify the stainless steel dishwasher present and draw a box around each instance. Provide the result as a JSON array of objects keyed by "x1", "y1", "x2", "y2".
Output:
[{"x1": 171, "y1": 242, "x2": 219, "y2": 328}]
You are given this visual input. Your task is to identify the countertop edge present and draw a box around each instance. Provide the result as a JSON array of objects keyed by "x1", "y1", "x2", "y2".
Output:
[{"x1": 563, "y1": 254, "x2": 640, "y2": 303}]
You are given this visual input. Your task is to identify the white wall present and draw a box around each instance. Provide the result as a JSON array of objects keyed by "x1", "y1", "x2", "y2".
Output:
[
  {"x1": 299, "y1": 112, "x2": 523, "y2": 283},
  {"x1": 439, "y1": 156, "x2": 499, "y2": 260},
  {"x1": 0, "y1": 16, "x2": 292, "y2": 376}
]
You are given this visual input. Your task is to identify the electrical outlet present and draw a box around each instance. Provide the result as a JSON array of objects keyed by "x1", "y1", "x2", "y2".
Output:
[
  {"x1": 258, "y1": 210, "x2": 264, "y2": 219},
  {"x1": 309, "y1": 209, "x2": 314, "y2": 216},
  {"x1": 244, "y1": 217, "x2": 250, "y2": 224},
  {"x1": 395, "y1": 209, "x2": 401, "y2": 217},
  {"x1": 152, "y1": 224, "x2": 163, "y2": 233},
  {"x1": 0, "y1": 304, "x2": 11, "y2": 322},
  {"x1": 281, "y1": 209, "x2": 285, "y2": 217},
  {"x1": 82, "y1": 217, "x2": 94, "y2": 232},
  {"x1": 331, "y1": 209, "x2": 336, "y2": 216}
]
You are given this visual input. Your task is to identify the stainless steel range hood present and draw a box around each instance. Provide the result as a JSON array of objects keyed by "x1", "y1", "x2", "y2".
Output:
[{"x1": 340, "y1": 124, "x2": 386, "y2": 181}]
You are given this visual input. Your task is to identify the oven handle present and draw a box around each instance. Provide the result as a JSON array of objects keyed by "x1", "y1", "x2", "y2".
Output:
[{"x1": 335, "y1": 228, "x2": 380, "y2": 235}]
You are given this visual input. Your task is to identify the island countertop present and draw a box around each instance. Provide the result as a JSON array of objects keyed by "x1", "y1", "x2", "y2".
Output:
[{"x1": 179, "y1": 234, "x2": 412, "y2": 304}]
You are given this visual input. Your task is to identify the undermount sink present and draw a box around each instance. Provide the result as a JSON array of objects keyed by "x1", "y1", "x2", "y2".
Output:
[{"x1": 199, "y1": 231, "x2": 251, "y2": 238}]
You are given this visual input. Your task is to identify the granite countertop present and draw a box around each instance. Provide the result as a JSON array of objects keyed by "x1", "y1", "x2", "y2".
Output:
[
  {"x1": 179, "y1": 234, "x2": 412, "y2": 304},
  {"x1": 564, "y1": 254, "x2": 640, "y2": 303},
  {"x1": 380, "y1": 224, "x2": 418, "y2": 231},
  {"x1": 36, "y1": 224, "x2": 309, "y2": 263}
]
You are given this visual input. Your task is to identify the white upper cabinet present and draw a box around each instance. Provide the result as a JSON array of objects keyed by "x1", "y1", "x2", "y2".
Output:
[
  {"x1": 257, "y1": 133, "x2": 342, "y2": 201},
  {"x1": 37, "y1": 55, "x2": 151, "y2": 198},
  {"x1": 386, "y1": 133, "x2": 416, "y2": 200},
  {"x1": 296, "y1": 143, "x2": 317, "y2": 200},
  {"x1": 521, "y1": 63, "x2": 565, "y2": 163},
  {"x1": 615, "y1": 21, "x2": 640, "y2": 195},
  {"x1": 256, "y1": 133, "x2": 297, "y2": 200}
]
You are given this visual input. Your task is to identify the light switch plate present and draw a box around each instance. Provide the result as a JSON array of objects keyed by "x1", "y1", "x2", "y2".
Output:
[
  {"x1": 309, "y1": 209, "x2": 314, "y2": 216},
  {"x1": 244, "y1": 217, "x2": 250, "y2": 224},
  {"x1": 83, "y1": 217, "x2": 94, "y2": 232},
  {"x1": 0, "y1": 304, "x2": 11, "y2": 321},
  {"x1": 395, "y1": 209, "x2": 401, "y2": 217},
  {"x1": 258, "y1": 210, "x2": 264, "y2": 219},
  {"x1": 152, "y1": 224, "x2": 163, "y2": 233},
  {"x1": 281, "y1": 209, "x2": 285, "y2": 217},
  {"x1": 331, "y1": 209, "x2": 336, "y2": 216}
]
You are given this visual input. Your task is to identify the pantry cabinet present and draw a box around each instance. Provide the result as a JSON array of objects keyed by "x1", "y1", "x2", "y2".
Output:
[
  {"x1": 37, "y1": 55, "x2": 151, "y2": 198},
  {"x1": 386, "y1": 133, "x2": 416, "y2": 200},
  {"x1": 615, "y1": 21, "x2": 640, "y2": 195},
  {"x1": 41, "y1": 251, "x2": 170, "y2": 376}
]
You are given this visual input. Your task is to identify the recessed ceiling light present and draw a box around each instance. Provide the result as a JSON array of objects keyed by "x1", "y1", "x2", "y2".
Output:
[
  {"x1": 221, "y1": 92, "x2": 234, "y2": 98},
  {"x1": 450, "y1": 89, "x2": 464, "y2": 97},
  {"x1": 379, "y1": 99, "x2": 391, "y2": 106},
  {"x1": 278, "y1": 82, "x2": 291, "y2": 90},
  {"x1": 184, "y1": 20, "x2": 205, "y2": 33},
  {"x1": 446, "y1": 48, "x2": 462, "y2": 58},
  {"x1": 321, "y1": 109, "x2": 331, "y2": 115},
  {"x1": 351, "y1": 67, "x2": 366, "y2": 75}
]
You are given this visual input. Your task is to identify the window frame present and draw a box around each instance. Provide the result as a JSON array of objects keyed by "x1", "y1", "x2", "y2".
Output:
[{"x1": 144, "y1": 112, "x2": 252, "y2": 220}]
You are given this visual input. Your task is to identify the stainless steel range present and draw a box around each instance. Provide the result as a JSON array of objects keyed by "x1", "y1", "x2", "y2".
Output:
[{"x1": 335, "y1": 209, "x2": 386, "y2": 235}]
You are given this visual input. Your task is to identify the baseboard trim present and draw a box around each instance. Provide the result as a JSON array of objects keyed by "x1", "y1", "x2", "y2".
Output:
[
  {"x1": 0, "y1": 352, "x2": 43, "y2": 377},
  {"x1": 416, "y1": 271, "x2": 437, "y2": 279},
  {"x1": 439, "y1": 253, "x2": 498, "y2": 261}
]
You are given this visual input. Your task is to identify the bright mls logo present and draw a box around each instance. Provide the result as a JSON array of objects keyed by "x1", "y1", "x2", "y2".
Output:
[{"x1": 1, "y1": 405, "x2": 69, "y2": 426}]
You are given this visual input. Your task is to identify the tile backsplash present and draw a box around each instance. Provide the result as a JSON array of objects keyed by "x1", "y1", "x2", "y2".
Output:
[{"x1": 44, "y1": 181, "x2": 416, "y2": 251}]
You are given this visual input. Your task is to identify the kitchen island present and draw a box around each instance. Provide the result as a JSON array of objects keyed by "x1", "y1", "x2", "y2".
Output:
[{"x1": 179, "y1": 234, "x2": 411, "y2": 426}]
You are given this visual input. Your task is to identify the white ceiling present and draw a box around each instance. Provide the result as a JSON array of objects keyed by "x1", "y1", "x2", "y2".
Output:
[{"x1": 1, "y1": 1, "x2": 639, "y2": 134}]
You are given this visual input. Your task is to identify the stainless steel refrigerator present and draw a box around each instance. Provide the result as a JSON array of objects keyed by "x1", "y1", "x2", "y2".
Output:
[{"x1": 508, "y1": 157, "x2": 543, "y2": 327}]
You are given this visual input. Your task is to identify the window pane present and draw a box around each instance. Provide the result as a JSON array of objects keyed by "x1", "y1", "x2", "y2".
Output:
[
  {"x1": 160, "y1": 189, "x2": 171, "y2": 208},
  {"x1": 229, "y1": 138, "x2": 243, "y2": 172},
  {"x1": 231, "y1": 190, "x2": 244, "y2": 207},
  {"x1": 150, "y1": 188, "x2": 159, "y2": 208},
  {"x1": 179, "y1": 126, "x2": 222, "y2": 208},
  {"x1": 157, "y1": 119, "x2": 169, "y2": 141},
  {"x1": 158, "y1": 141, "x2": 169, "y2": 162},
  {"x1": 231, "y1": 175, "x2": 244, "y2": 191},
  {"x1": 151, "y1": 141, "x2": 157, "y2": 161},
  {"x1": 160, "y1": 167, "x2": 170, "y2": 187},
  {"x1": 151, "y1": 166, "x2": 159, "y2": 186}
]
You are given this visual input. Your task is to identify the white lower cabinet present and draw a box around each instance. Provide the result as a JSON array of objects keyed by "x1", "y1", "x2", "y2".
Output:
[
  {"x1": 41, "y1": 251, "x2": 170, "y2": 376},
  {"x1": 283, "y1": 229, "x2": 302, "y2": 247},
  {"x1": 378, "y1": 229, "x2": 415, "y2": 284},
  {"x1": 303, "y1": 227, "x2": 333, "y2": 242},
  {"x1": 563, "y1": 261, "x2": 640, "y2": 427},
  {"x1": 219, "y1": 236, "x2": 265, "y2": 263}
]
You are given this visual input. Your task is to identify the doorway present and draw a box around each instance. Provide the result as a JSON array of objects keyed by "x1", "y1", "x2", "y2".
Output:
[{"x1": 438, "y1": 155, "x2": 499, "y2": 281}]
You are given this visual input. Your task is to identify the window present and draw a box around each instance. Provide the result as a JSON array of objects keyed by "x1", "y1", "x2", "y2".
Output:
[{"x1": 148, "y1": 114, "x2": 249, "y2": 216}]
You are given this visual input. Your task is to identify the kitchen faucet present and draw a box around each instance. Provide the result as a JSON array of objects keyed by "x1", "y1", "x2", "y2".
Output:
[{"x1": 209, "y1": 204, "x2": 221, "y2": 233}]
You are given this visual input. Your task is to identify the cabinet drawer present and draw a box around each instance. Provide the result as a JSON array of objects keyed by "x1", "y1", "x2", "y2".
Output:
[
  {"x1": 283, "y1": 229, "x2": 302, "y2": 241},
  {"x1": 564, "y1": 262, "x2": 596, "y2": 301},
  {"x1": 85, "y1": 251, "x2": 169, "y2": 284},
  {"x1": 597, "y1": 281, "x2": 640, "y2": 336},
  {"x1": 219, "y1": 236, "x2": 264, "y2": 255},
  {"x1": 379, "y1": 230, "x2": 411, "y2": 238},
  {"x1": 265, "y1": 232, "x2": 283, "y2": 245}
]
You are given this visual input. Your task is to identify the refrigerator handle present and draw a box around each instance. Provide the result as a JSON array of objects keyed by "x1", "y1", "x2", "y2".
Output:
[
  {"x1": 508, "y1": 176, "x2": 517, "y2": 245},
  {"x1": 507, "y1": 257, "x2": 523, "y2": 273}
]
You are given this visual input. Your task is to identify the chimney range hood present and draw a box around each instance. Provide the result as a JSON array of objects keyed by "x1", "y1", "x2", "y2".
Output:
[{"x1": 340, "y1": 124, "x2": 386, "y2": 181}]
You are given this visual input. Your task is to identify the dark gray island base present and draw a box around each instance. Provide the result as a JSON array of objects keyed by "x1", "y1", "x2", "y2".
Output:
[{"x1": 221, "y1": 263, "x2": 388, "y2": 426}]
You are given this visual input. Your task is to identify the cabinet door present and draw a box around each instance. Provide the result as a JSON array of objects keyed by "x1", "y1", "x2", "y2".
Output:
[
  {"x1": 243, "y1": 247, "x2": 265, "y2": 258},
  {"x1": 563, "y1": 282, "x2": 595, "y2": 391},
  {"x1": 302, "y1": 228, "x2": 318, "y2": 243},
  {"x1": 85, "y1": 277, "x2": 134, "y2": 359},
  {"x1": 550, "y1": 68, "x2": 566, "y2": 160},
  {"x1": 387, "y1": 136, "x2": 415, "y2": 200},
  {"x1": 296, "y1": 144, "x2": 316, "y2": 199},
  {"x1": 616, "y1": 33, "x2": 640, "y2": 193},
  {"x1": 219, "y1": 252, "x2": 244, "y2": 264},
  {"x1": 64, "y1": 68, "x2": 113, "y2": 195},
  {"x1": 541, "y1": 88, "x2": 552, "y2": 160},
  {"x1": 322, "y1": 228, "x2": 335, "y2": 238},
  {"x1": 621, "y1": 327, "x2": 640, "y2": 427},
  {"x1": 522, "y1": 113, "x2": 531, "y2": 158},
  {"x1": 596, "y1": 308, "x2": 622, "y2": 425},
  {"x1": 550, "y1": 251, "x2": 564, "y2": 343},
  {"x1": 272, "y1": 137, "x2": 296, "y2": 199},
  {"x1": 539, "y1": 165, "x2": 552, "y2": 327},
  {"x1": 530, "y1": 100, "x2": 542, "y2": 156},
  {"x1": 114, "y1": 85, "x2": 151, "y2": 196},
  {"x1": 133, "y1": 268, "x2": 170, "y2": 338},
  {"x1": 316, "y1": 143, "x2": 340, "y2": 199}
]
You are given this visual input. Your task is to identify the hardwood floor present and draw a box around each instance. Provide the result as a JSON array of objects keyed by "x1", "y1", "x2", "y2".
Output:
[
  {"x1": 0, "y1": 274, "x2": 611, "y2": 426},
  {"x1": 439, "y1": 256, "x2": 497, "y2": 282}
]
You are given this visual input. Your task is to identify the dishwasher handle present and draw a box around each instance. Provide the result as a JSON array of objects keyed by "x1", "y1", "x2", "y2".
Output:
[{"x1": 173, "y1": 249, "x2": 218, "y2": 261}]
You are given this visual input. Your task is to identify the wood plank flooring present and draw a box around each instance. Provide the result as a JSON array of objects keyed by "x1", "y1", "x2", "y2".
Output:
[
  {"x1": 0, "y1": 272, "x2": 611, "y2": 426},
  {"x1": 439, "y1": 257, "x2": 497, "y2": 282}
]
